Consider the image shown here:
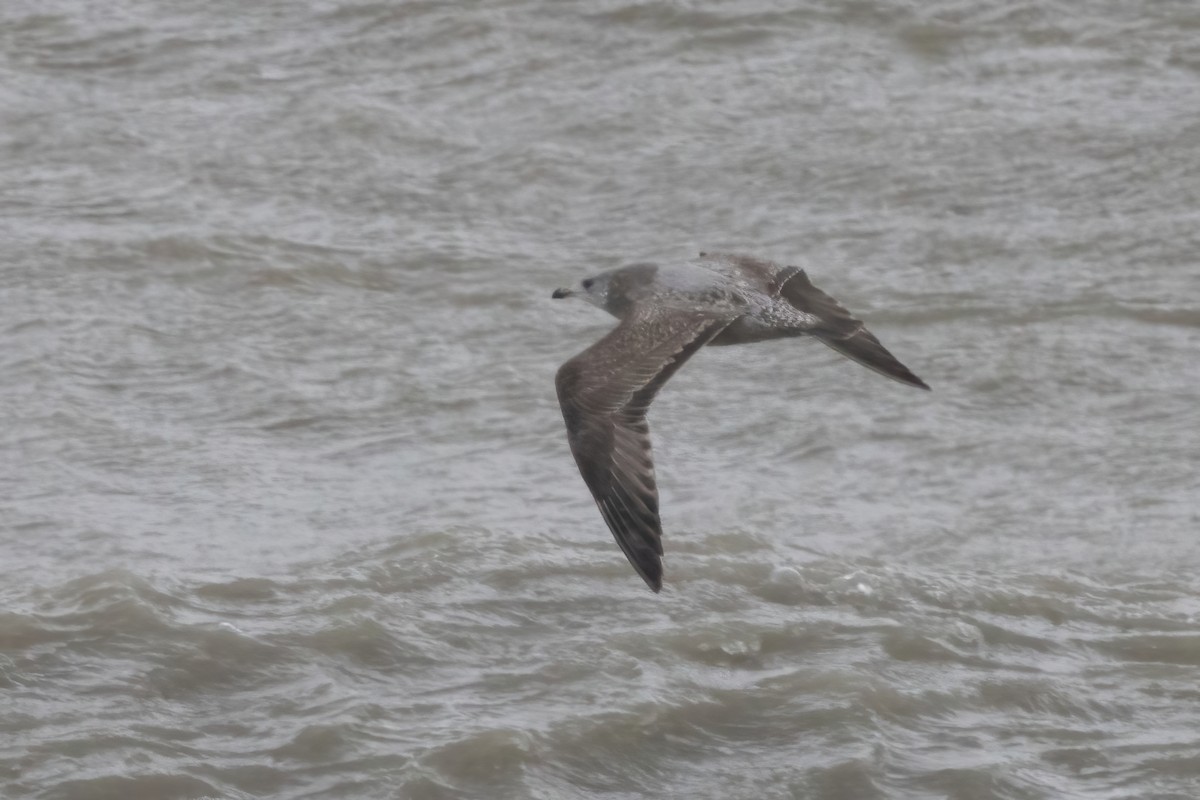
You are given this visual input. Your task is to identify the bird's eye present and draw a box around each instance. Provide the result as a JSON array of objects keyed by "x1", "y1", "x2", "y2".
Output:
[{"x1": 582, "y1": 279, "x2": 594, "y2": 290}]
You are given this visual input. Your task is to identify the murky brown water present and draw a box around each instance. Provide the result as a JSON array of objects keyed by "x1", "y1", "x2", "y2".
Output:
[{"x1": 3, "y1": 1, "x2": 1200, "y2": 798}]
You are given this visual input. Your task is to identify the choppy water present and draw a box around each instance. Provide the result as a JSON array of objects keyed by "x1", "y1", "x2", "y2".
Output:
[{"x1": 3, "y1": 1, "x2": 1200, "y2": 798}]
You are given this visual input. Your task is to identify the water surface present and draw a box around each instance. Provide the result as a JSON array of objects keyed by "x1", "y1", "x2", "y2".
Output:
[{"x1": 3, "y1": 1, "x2": 1200, "y2": 798}]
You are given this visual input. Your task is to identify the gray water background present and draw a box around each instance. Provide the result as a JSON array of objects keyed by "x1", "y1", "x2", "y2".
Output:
[{"x1": 3, "y1": 1, "x2": 1200, "y2": 798}]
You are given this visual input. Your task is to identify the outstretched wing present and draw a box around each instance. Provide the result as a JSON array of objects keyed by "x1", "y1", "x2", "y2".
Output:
[
  {"x1": 778, "y1": 268, "x2": 930, "y2": 390},
  {"x1": 697, "y1": 253, "x2": 929, "y2": 389},
  {"x1": 555, "y1": 308, "x2": 732, "y2": 591}
]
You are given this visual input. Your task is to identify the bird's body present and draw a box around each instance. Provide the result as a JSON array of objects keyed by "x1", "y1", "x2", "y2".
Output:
[{"x1": 553, "y1": 252, "x2": 928, "y2": 592}]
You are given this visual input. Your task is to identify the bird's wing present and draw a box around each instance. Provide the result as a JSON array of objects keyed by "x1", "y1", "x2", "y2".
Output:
[
  {"x1": 555, "y1": 307, "x2": 733, "y2": 591},
  {"x1": 778, "y1": 268, "x2": 930, "y2": 390}
]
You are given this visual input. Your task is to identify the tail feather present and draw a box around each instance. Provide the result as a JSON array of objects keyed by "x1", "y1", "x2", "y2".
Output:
[{"x1": 779, "y1": 268, "x2": 930, "y2": 390}]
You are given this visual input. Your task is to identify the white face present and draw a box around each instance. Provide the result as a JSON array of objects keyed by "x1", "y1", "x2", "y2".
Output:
[
  {"x1": 577, "y1": 274, "x2": 609, "y2": 310},
  {"x1": 555, "y1": 272, "x2": 612, "y2": 309},
  {"x1": 554, "y1": 267, "x2": 635, "y2": 319}
]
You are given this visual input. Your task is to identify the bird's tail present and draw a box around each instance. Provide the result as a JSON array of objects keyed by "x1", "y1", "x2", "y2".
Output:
[{"x1": 779, "y1": 268, "x2": 930, "y2": 390}]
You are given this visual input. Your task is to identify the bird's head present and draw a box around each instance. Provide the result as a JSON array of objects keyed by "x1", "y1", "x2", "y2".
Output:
[
  {"x1": 553, "y1": 264, "x2": 657, "y2": 319},
  {"x1": 552, "y1": 271, "x2": 614, "y2": 312}
]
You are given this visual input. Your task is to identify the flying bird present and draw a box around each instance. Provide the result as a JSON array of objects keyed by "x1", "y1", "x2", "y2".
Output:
[{"x1": 552, "y1": 252, "x2": 929, "y2": 592}]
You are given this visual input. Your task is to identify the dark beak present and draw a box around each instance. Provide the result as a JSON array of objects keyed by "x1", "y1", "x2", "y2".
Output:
[{"x1": 551, "y1": 288, "x2": 572, "y2": 299}]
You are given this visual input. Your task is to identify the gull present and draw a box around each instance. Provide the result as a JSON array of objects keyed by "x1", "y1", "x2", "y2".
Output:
[{"x1": 552, "y1": 252, "x2": 929, "y2": 592}]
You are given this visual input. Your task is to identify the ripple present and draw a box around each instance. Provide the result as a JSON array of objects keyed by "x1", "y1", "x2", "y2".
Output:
[
  {"x1": 40, "y1": 773, "x2": 219, "y2": 800},
  {"x1": 1091, "y1": 633, "x2": 1200, "y2": 666},
  {"x1": 423, "y1": 728, "x2": 534, "y2": 785}
]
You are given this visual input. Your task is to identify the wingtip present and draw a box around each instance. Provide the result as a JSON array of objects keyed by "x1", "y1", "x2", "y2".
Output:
[
  {"x1": 633, "y1": 558, "x2": 663, "y2": 593},
  {"x1": 637, "y1": 563, "x2": 663, "y2": 593},
  {"x1": 895, "y1": 372, "x2": 931, "y2": 391}
]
